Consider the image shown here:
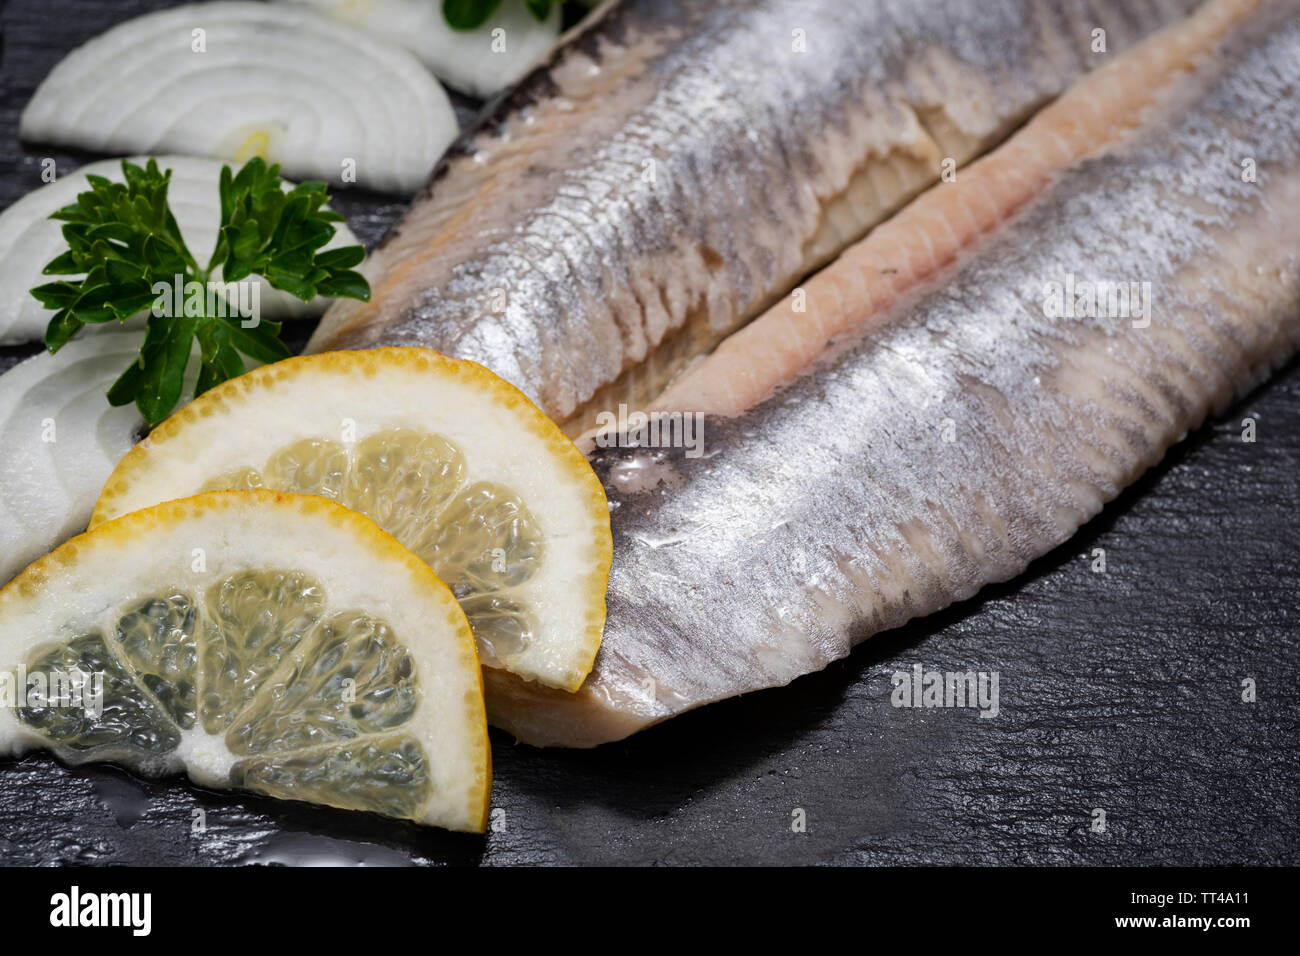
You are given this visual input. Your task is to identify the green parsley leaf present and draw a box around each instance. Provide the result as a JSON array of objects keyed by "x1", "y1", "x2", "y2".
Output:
[
  {"x1": 32, "y1": 157, "x2": 369, "y2": 427},
  {"x1": 443, "y1": 0, "x2": 504, "y2": 30},
  {"x1": 522, "y1": 0, "x2": 555, "y2": 22}
]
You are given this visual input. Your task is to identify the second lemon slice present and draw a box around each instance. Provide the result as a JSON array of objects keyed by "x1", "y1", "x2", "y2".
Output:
[
  {"x1": 92, "y1": 348, "x2": 611, "y2": 692},
  {"x1": 0, "y1": 490, "x2": 489, "y2": 830}
]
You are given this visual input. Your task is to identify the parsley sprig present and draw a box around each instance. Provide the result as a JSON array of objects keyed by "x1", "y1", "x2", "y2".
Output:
[
  {"x1": 30, "y1": 158, "x2": 369, "y2": 426},
  {"x1": 442, "y1": 0, "x2": 557, "y2": 31}
]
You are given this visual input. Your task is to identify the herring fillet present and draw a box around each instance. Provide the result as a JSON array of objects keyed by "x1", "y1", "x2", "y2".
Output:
[
  {"x1": 650, "y1": 0, "x2": 1262, "y2": 419},
  {"x1": 307, "y1": 0, "x2": 1200, "y2": 434},
  {"x1": 485, "y1": 0, "x2": 1300, "y2": 747}
]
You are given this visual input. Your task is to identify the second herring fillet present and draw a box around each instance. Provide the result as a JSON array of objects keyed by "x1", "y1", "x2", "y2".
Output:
[
  {"x1": 650, "y1": 0, "x2": 1265, "y2": 419},
  {"x1": 485, "y1": 0, "x2": 1300, "y2": 746},
  {"x1": 308, "y1": 0, "x2": 1200, "y2": 435}
]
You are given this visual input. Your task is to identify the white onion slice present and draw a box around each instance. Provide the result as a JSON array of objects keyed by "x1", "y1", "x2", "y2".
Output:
[
  {"x1": 0, "y1": 329, "x2": 202, "y2": 585},
  {"x1": 19, "y1": 2, "x2": 457, "y2": 194},
  {"x1": 275, "y1": 0, "x2": 561, "y2": 98},
  {"x1": 0, "y1": 156, "x2": 362, "y2": 345}
]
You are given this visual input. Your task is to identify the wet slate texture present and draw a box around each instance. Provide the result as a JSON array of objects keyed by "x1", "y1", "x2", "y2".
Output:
[{"x1": 0, "y1": 0, "x2": 1297, "y2": 866}]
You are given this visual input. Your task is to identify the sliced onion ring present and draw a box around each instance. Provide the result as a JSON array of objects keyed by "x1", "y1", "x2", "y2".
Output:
[
  {"x1": 20, "y1": 2, "x2": 458, "y2": 194},
  {"x1": 275, "y1": 0, "x2": 562, "y2": 98}
]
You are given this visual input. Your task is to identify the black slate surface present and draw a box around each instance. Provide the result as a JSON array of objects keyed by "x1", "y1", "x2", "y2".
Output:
[{"x1": 0, "y1": 0, "x2": 1297, "y2": 866}]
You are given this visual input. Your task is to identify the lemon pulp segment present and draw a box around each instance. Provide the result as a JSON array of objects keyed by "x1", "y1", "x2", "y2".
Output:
[{"x1": 198, "y1": 429, "x2": 545, "y2": 666}]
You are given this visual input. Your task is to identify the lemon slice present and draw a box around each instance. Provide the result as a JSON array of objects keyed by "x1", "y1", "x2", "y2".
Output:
[
  {"x1": 91, "y1": 348, "x2": 611, "y2": 692},
  {"x1": 0, "y1": 490, "x2": 489, "y2": 830}
]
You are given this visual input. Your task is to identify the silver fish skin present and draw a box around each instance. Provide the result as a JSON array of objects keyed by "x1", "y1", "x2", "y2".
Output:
[
  {"x1": 309, "y1": 0, "x2": 1200, "y2": 432},
  {"x1": 485, "y1": 1, "x2": 1300, "y2": 747}
]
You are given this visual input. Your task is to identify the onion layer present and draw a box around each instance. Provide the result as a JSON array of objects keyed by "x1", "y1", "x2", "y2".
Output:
[
  {"x1": 20, "y1": 2, "x2": 458, "y2": 194},
  {"x1": 274, "y1": 0, "x2": 561, "y2": 98}
]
